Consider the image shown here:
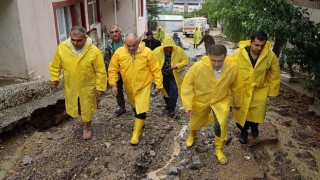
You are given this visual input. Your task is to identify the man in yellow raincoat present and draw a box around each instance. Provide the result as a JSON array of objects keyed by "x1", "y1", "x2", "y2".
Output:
[
  {"x1": 49, "y1": 26, "x2": 107, "y2": 140},
  {"x1": 108, "y1": 33, "x2": 163, "y2": 145},
  {"x1": 181, "y1": 44, "x2": 243, "y2": 165},
  {"x1": 153, "y1": 36, "x2": 189, "y2": 117},
  {"x1": 156, "y1": 26, "x2": 166, "y2": 43},
  {"x1": 232, "y1": 31, "x2": 280, "y2": 144},
  {"x1": 193, "y1": 27, "x2": 201, "y2": 49}
]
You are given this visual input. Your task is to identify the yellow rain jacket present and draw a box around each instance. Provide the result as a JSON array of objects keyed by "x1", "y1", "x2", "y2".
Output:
[
  {"x1": 181, "y1": 56, "x2": 243, "y2": 139},
  {"x1": 156, "y1": 27, "x2": 166, "y2": 43},
  {"x1": 232, "y1": 40, "x2": 281, "y2": 126},
  {"x1": 193, "y1": 29, "x2": 201, "y2": 44},
  {"x1": 153, "y1": 36, "x2": 189, "y2": 95},
  {"x1": 108, "y1": 42, "x2": 163, "y2": 114},
  {"x1": 49, "y1": 37, "x2": 107, "y2": 122}
]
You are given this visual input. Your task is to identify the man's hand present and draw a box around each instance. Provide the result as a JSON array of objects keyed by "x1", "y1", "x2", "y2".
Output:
[
  {"x1": 111, "y1": 85, "x2": 118, "y2": 96},
  {"x1": 171, "y1": 66, "x2": 178, "y2": 70},
  {"x1": 51, "y1": 81, "x2": 59, "y2": 89},
  {"x1": 185, "y1": 110, "x2": 192, "y2": 117},
  {"x1": 151, "y1": 88, "x2": 161, "y2": 97},
  {"x1": 234, "y1": 106, "x2": 240, "y2": 111},
  {"x1": 154, "y1": 88, "x2": 161, "y2": 94},
  {"x1": 96, "y1": 90, "x2": 104, "y2": 98}
]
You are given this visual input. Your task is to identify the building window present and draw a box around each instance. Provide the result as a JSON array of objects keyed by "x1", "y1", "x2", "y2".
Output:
[
  {"x1": 88, "y1": 0, "x2": 98, "y2": 26},
  {"x1": 53, "y1": 1, "x2": 86, "y2": 44},
  {"x1": 138, "y1": 0, "x2": 144, "y2": 18},
  {"x1": 56, "y1": 7, "x2": 72, "y2": 42}
]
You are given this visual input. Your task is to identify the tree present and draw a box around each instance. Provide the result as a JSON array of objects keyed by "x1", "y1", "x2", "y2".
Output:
[
  {"x1": 202, "y1": 0, "x2": 298, "y2": 56},
  {"x1": 201, "y1": 0, "x2": 320, "y2": 97},
  {"x1": 146, "y1": 0, "x2": 161, "y2": 31}
]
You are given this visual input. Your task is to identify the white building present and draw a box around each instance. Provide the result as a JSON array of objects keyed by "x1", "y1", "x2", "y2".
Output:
[
  {"x1": 157, "y1": 0, "x2": 173, "y2": 11},
  {"x1": 0, "y1": 0, "x2": 147, "y2": 80},
  {"x1": 173, "y1": 0, "x2": 203, "y2": 13}
]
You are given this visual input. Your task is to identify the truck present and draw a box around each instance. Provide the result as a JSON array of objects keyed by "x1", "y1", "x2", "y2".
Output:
[{"x1": 183, "y1": 17, "x2": 208, "y2": 37}]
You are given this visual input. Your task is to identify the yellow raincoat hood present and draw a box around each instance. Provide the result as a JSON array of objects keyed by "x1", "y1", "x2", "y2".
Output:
[{"x1": 162, "y1": 36, "x2": 177, "y2": 49}]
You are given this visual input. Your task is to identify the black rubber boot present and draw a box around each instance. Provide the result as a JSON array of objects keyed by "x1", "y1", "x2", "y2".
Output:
[
  {"x1": 236, "y1": 123, "x2": 249, "y2": 144},
  {"x1": 248, "y1": 122, "x2": 259, "y2": 137},
  {"x1": 115, "y1": 76, "x2": 126, "y2": 117},
  {"x1": 115, "y1": 106, "x2": 126, "y2": 117},
  {"x1": 115, "y1": 92, "x2": 126, "y2": 116}
]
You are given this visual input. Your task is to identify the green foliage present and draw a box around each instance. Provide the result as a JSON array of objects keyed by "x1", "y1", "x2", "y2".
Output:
[
  {"x1": 201, "y1": 0, "x2": 320, "y2": 97},
  {"x1": 146, "y1": 0, "x2": 160, "y2": 31},
  {"x1": 202, "y1": 0, "x2": 295, "y2": 43}
]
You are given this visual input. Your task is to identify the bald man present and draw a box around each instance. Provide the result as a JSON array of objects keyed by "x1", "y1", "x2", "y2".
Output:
[{"x1": 108, "y1": 33, "x2": 163, "y2": 145}]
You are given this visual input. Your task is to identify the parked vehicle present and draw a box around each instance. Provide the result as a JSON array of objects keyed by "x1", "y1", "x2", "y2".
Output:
[{"x1": 183, "y1": 17, "x2": 207, "y2": 37}]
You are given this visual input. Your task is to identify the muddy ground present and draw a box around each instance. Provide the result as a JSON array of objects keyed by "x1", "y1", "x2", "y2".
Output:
[{"x1": 1, "y1": 30, "x2": 320, "y2": 180}]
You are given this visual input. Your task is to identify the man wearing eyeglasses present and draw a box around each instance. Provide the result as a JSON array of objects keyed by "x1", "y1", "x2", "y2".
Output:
[
  {"x1": 49, "y1": 26, "x2": 107, "y2": 140},
  {"x1": 104, "y1": 25, "x2": 127, "y2": 117},
  {"x1": 108, "y1": 33, "x2": 163, "y2": 145}
]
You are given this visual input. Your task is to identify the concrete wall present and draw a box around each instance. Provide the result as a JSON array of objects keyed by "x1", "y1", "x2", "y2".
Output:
[
  {"x1": 0, "y1": 0, "x2": 28, "y2": 79},
  {"x1": 17, "y1": 0, "x2": 59, "y2": 79},
  {"x1": 289, "y1": 0, "x2": 320, "y2": 9},
  {"x1": 308, "y1": 7, "x2": 320, "y2": 23},
  {"x1": 100, "y1": 0, "x2": 136, "y2": 35},
  {"x1": 284, "y1": 7, "x2": 320, "y2": 74}
]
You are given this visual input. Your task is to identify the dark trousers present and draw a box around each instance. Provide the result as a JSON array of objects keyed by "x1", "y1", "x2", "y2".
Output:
[
  {"x1": 116, "y1": 74, "x2": 125, "y2": 109},
  {"x1": 133, "y1": 108, "x2": 146, "y2": 120},
  {"x1": 205, "y1": 45, "x2": 210, "y2": 55},
  {"x1": 163, "y1": 76, "x2": 178, "y2": 113},
  {"x1": 236, "y1": 121, "x2": 258, "y2": 132}
]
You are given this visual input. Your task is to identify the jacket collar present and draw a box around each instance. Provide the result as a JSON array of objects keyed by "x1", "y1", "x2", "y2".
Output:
[
  {"x1": 239, "y1": 40, "x2": 271, "y2": 67},
  {"x1": 63, "y1": 36, "x2": 93, "y2": 58}
]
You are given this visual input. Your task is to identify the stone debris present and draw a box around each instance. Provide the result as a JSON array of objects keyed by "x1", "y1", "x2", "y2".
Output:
[
  {"x1": 189, "y1": 156, "x2": 202, "y2": 170},
  {"x1": 22, "y1": 155, "x2": 33, "y2": 165},
  {"x1": 167, "y1": 166, "x2": 180, "y2": 175}
]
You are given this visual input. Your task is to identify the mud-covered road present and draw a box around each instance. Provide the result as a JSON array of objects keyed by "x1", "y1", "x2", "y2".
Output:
[{"x1": 1, "y1": 30, "x2": 320, "y2": 180}]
